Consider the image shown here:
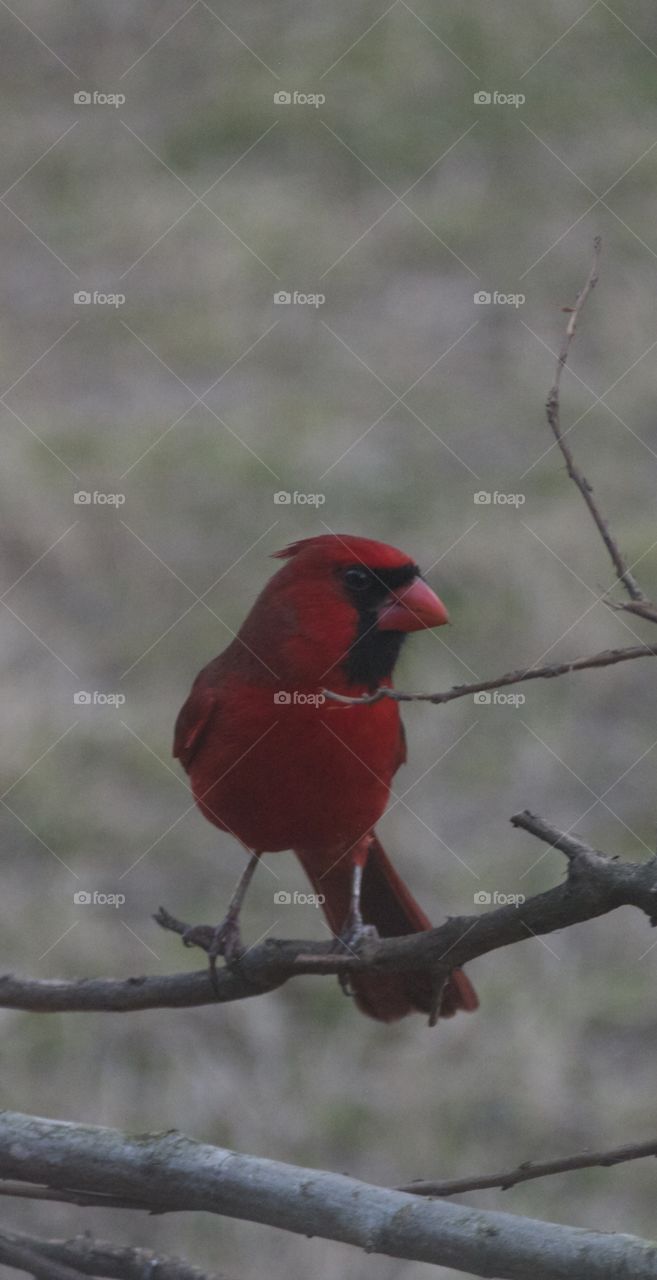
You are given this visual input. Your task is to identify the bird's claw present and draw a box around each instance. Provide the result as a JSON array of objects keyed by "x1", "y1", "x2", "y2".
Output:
[
  {"x1": 181, "y1": 923, "x2": 217, "y2": 951},
  {"x1": 182, "y1": 915, "x2": 245, "y2": 994},
  {"x1": 334, "y1": 920, "x2": 379, "y2": 954},
  {"x1": 332, "y1": 917, "x2": 379, "y2": 998}
]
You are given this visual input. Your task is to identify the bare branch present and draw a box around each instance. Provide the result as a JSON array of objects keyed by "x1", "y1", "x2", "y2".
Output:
[
  {"x1": 0, "y1": 1111, "x2": 656, "y2": 1280},
  {"x1": 2, "y1": 812, "x2": 657, "y2": 1019},
  {"x1": 326, "y1": 242, "x2": 657, "y2": 714},
  {"x1": 614, "y1": 599, "x2": 657, "y2": 625},
  {"x1": 0, "y1": 1233, "x2": 87, "y2": 1280},
  {"x1": 0, "y1": 1180, "x2": 151, "y2": 1210},
  {"x1": 398, "y1": 1137, "x2": 657, "y2": 1198},
  {"x1": 0, "y1": 1227, "x2": 224, "y2": 1280},
  {"x1": 322, "y1": 642, "x2": 657, "y2": 707},
  {"x1": 545, "y1": 237, "x2": 651, "y2": 607},
  {"x1": 508, "y1": 809, "x2": 604, "y2": 862}
]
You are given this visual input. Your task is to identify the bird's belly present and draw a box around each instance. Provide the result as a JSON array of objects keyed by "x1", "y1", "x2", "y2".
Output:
[{"x1": 190, "y1": 702, "x2": 399, "y2": 853}]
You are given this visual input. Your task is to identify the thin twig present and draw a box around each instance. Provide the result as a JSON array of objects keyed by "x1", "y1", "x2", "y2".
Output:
[
  {"x1": 0, "y1": 1181, "x2": 149, "y2": 1210},
  {"x1": 322, "y1": 642, "x2": 657, "y2": 706},
  {"x1": 398, "y1": 1137, "x2": 657, "y2": 1198},
  {"x1": 326, "y1": 244, "x2": 657, "y2": 713},
  {"x1": 508, "y1": 809, "x2": 603, "y2": 862},
  {"x1": 546, "y1": 236, "x2": 645, "y2": 602}
]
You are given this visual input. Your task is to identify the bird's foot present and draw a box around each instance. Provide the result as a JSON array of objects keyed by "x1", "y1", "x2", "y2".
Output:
[
  {"x1": 332, "y1": 912, "x2": 379, "y2": 998},
  {"x1": 182, "y1": 913, "x2": 244, "y2": 993},
  {"x1": 334, "y1": 917, "x2": 379, "y2": 954},
  {"x1": 182, "y1": 914, "x2": 244, "y2": 961}
]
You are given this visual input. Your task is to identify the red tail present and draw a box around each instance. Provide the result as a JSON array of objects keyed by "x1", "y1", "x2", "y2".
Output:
[{"x1": 296, "y1": 835, "x2": 478, "y2": 1023}]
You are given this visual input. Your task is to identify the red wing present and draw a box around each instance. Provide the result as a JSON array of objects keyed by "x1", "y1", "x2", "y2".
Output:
[{"x1": 173, "y1": 682, "x2": 220, "y2": 772}]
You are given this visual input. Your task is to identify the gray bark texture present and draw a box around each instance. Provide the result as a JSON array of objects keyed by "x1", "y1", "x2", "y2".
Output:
[{"x1": 0, "y1": 1111, "x2": 655, "y2": 1279}]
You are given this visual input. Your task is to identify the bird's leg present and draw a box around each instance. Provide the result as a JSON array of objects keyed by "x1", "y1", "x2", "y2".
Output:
[
  {"x1": 336, "y1": 835, "x2": 380, "y2": 952},
  {"x1": 183, "y1": 851, "x2": 260, "y2": 988}
]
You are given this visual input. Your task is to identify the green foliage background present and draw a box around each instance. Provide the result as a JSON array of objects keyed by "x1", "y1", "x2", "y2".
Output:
[{"x1": 2, "y1": 3, "x2": 657, "y2": 1276}]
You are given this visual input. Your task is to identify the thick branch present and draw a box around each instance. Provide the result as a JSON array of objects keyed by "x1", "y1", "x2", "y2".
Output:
[
  {"x1": 2, "y1": 813, "x2": 657, "y2": 1018},
  {"x1": 0, "y1": 1112, "x2": 656, "y2": 1280},
  {"x1": 322, "y1": 642, "x2": 657, "y2": 706},
  {"x1": 0, "y1": 1233, "x2": 87, "y2": 1280},
  {"x1": 399, "y1": 1138, "x2": 657, "y2": 1198},
  {"x1": 0, "y1": 1228, "x2": 222, "y2": 1280}
]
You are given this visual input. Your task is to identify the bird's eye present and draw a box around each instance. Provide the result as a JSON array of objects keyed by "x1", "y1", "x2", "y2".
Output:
[{"x1": 343, "y1": 567, "x2": 371, "y2": 591}]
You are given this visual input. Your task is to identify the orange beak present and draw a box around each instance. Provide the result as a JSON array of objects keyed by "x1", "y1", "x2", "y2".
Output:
[{"x1": 377, "y1": 577, "x2": 449, "y2": 632}]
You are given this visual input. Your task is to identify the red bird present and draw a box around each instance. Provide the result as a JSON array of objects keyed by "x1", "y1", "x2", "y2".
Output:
[{"x1": 174, "y1": 534, "x2": 477, "y2": 1023}]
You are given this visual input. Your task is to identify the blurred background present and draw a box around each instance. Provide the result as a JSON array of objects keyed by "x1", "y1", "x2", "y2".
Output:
[{"x1": 2, "y1": 2, "x2": 657, "y2": 1276}]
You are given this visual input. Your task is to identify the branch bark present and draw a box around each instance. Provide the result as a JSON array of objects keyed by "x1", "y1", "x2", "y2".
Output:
[
  {"x1": 0, "y1": 1227, "x2": 223, "y2": 1280},
  {"x1": 0, "y1": 1233, "x2": 87, "y2": 1280},
  {"x1": 1, "y1": 813, "x2": 657, "y2": 1018},
  {"x1": 0, "y1": 1111, "x2": 656, "y2": 1280},
  {"x1": 398, "y1": 1137, "x2": 657, "y2": 1198},
  {"x1": 322, "y1": 642, "x2": 657, "y2": 707}
]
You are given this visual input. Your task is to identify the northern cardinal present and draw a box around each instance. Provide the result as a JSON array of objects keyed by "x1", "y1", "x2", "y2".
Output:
[{"x1": 174, "y1": 534, "x2": 478, "y2": 1023}]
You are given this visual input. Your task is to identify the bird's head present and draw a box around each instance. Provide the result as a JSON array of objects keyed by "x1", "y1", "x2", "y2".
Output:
[{"x1": 240, "y1": 533, "x2": 448, "y2": 692}]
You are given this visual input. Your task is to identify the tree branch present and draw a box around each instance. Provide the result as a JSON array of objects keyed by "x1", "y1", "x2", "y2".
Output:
[
  {"x1": 325, "y1": 239, "x2": 657, "y2": 712},
  {"x1": 0, "y1": 1111, "x2": 656, "y2": 1280},
  {"x1": 0, "y1": 1233, "x2": 88, "y2": 1280},
  {"x1": 398, "y1": 1137, "x2": 657, "y2": 1198},
  {"x1": 545, "y1": 236, "x2": 649, "y2": 604},
  {"x1": 322, "y1": 642, "x2": 657, "y2": 706},
  {"x1": 1, "y1": 812, "x2": 657, "y2": 1019},
  {"x1": 0, "y1": 1227, "x2": 223, "y2": 1280}
]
